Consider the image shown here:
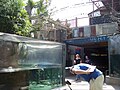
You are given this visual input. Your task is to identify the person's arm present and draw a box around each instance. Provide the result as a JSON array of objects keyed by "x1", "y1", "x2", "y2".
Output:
[
  {"x1": 71, "y1": 68, "x2": 90, "y2": 74},
  {"x1": 71, "y1": 65, "x2": 96, "y2": 74},
  {"x1": 74, "y1": 60, "x2": 76, "y2": 64},
  {"x1": 79, "y1": 59, "x2": 82, "y2": 63},
  {"x1": 73, "y1": 69, "x2": 90, "y2": 74},
  {"x1": 86, "y1": 66, "x2": 96, "y2": 72}
]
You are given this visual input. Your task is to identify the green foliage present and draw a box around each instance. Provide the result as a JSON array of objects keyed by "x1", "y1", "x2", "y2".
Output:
[
  {"x1": 25, "y1": 0, "x2": 51, "y2": 36},
  {"x1": 35, "y1": 0, "x2": 49, "y2": 16},
  {"x1": 0, "y1": 0, "x2": 32, "y2": 37},
  {"x1": 26, "y1": 0, "x2": 50, "y2": 17},
  {"x1": 26, "y1": 0, "x2": 35, "y2": 16}
]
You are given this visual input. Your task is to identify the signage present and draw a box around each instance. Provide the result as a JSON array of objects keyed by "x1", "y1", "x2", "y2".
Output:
[{"x1": 64, "y1": 36, "x2": 109, "y2": 45}]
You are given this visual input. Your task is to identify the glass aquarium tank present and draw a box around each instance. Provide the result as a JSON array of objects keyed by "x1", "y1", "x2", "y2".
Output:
[
  {"x1": 109, "y1": 34, "x2": 120, "y2": 78},
  {"x1": 0, "y1": 32, "x2": 66, "y2": 90}
]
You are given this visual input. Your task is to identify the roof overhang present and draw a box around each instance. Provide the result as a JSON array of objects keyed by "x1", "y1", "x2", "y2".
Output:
[{"x1": 64, "y1": 36, "x2": 109, "y2": 47}]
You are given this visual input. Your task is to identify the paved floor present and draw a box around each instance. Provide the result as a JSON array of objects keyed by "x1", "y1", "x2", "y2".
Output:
[{"x1": 53, "y1": 76, "x2": 120, "y2": 90}]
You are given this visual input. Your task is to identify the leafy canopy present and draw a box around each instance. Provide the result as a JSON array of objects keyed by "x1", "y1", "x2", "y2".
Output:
[{"x1": 0, "y1": 0, "x2": 32, "y2": 36}]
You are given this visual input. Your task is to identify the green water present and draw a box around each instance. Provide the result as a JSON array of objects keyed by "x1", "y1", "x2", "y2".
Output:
[
  {"x1": 28, "y1": 67, "x2": 62, "y2": 90},
  {"x1": 0, "y1": 66, "x2": 63, "y2": 90}
]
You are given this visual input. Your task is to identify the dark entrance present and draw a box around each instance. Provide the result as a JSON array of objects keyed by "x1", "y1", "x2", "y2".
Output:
[
  {"x1": 84, "y1": 46, "x2": 108, "y2": 74},
  {"x1": 64, "y1": 36, "x2": 109, "y2": 77}
]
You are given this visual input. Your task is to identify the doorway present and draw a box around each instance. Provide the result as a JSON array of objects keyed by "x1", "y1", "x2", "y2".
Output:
[{"x1": 84, "y1": 46, "x2": 109, "y2": 74}]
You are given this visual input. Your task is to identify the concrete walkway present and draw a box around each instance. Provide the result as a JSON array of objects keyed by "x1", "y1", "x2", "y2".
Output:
[
  {"x1": 53, "y1": 76, "x2": 120, "y2": 90},
  {"x1": 65, "y1": 76, "x2": 120, "y2": 90}
]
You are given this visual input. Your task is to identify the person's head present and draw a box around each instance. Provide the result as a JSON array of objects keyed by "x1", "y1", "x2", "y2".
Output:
[{"x1": 76, "y1": 54, "x2": 80, "y2": 58}]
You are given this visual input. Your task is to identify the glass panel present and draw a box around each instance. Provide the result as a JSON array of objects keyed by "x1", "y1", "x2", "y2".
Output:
[
  {"x1": 109, "y1": 35, "x2": 120, "y2": 77},
  {"x1": 0, "y1": 33, "x2": 66, "y2": 89},
  {"x1": 29, "y1": 67, "x2": 62, "y2": 90},
  {"x1": 18, "y1": 42, "x2": 62, "y2": 66}
]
